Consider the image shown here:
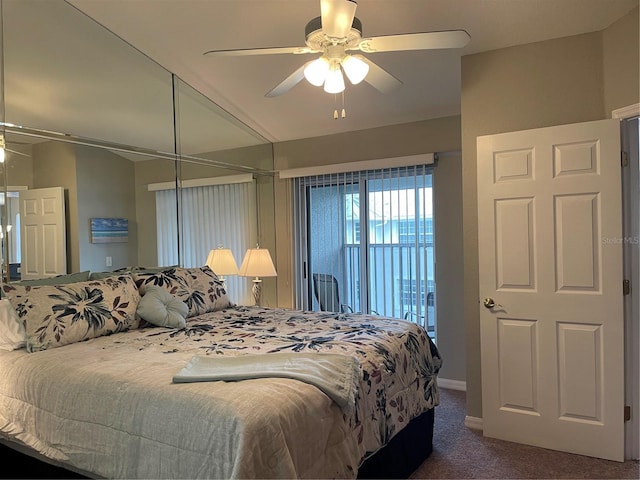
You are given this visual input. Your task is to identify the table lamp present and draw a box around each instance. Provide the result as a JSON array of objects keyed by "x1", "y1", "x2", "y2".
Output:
[
  {"x1": 238, "y1": 245, "x2": 277, "y2": 306},
  {"x1": 205, "y1": 246, "x2": 239, "y2": 290}
]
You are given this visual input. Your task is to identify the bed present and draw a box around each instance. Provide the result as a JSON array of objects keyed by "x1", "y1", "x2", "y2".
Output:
[{"x1": 0, "y1": 266, "x2": 441, "y2": 479}]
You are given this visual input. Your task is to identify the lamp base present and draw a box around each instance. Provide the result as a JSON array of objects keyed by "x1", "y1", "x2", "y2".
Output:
[{"x1": 252, "y1": 278, "x2": 263, "y2": 306}]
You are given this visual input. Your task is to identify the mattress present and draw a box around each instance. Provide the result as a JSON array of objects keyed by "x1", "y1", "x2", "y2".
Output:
[{"x1": 0, "y1": 305, "x2": 441, "y2": 479}]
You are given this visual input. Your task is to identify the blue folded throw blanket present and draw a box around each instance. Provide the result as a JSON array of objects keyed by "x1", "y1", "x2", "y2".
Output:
[{"x1": 173, "y1": 352, "x2": 360, "y2": 413}]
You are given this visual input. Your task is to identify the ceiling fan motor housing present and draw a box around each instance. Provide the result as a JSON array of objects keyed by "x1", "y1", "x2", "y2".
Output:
[{"x1": 304, "y1": 16, "x2": 363, "y2": 50}]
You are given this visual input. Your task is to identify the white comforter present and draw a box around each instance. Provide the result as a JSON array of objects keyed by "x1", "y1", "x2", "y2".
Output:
[{"x1": 0, "y1": 306, "x2": 441, "y2": 479}]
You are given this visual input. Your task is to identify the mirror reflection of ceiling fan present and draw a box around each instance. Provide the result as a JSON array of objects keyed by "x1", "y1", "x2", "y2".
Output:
[
  {"x1": 0, "y1": 134, "x2": 31, "y2": 162},
  {"x1": 204, "y1": 0, "x2": 471, "y2": 98}
]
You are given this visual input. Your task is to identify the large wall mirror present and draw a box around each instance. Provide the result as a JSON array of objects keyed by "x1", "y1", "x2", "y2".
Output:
[{"x1": 0, "y1": 0, "x2": 275, "y2": 305}]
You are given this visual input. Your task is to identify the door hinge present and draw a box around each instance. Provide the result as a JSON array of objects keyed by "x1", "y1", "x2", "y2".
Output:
[
  {"x1": 624, "y1": 405, "x2": 631, "y2": 422},
  {"x1": 623, "y1": 279, "x2": 631, "y2": 296},
  {"x1": 621, "y1": 151, "x2": 629, "y2": 167}
]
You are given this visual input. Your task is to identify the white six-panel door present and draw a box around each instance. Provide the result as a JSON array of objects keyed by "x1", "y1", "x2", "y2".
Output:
[
  {"x1": 19, "y1": 186, "x2": 67, "y2": 279},
  {"x1": 477, "y1": 119, "x2": 624, "y2": 461}
]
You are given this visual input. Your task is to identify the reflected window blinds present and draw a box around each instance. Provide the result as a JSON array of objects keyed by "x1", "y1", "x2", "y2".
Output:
[{"x1": 155, "y1": 180, "x2": 256, "y2": 305}]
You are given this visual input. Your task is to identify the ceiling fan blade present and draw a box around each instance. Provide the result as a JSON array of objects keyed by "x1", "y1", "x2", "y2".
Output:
[
  {"x1": 204, "y1": 46, "x2": 317, "y2": 57},
  {"x1": 321, "y1": 0, "x2": 357, "y2": 39},
  {"x1": 265, "y1": 63, "x2": 308, "y2": 97},
  {"x1": 356, "y1": 30, "x2": 471, "y2": 53},
  {"x1": 357, "y1": 56, "x2": 402, "y2": 94},
  {"x1": 6, "y1": 148, "x2": 30, "y2": 158}
]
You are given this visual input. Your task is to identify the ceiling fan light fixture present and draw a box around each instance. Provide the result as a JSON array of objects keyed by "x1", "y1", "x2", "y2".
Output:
[
  {"x1": 341, "y1": 54, "x2": 369, "y2": 84},
  {"x1": 304, "y1": 57, "x2": 330, "y2": 86},
  {"x1": 323, "y1": 65, "x2": 345, "y2": 93}
]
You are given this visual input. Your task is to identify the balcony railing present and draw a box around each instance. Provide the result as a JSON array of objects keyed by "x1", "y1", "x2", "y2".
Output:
[{"x1": 343, "y1": 244, "x2": 435, "y2": 335}]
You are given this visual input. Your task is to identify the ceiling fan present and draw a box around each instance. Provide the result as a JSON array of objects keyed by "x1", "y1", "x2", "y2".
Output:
[
  {"x1": 0, "y1": 135, "x2": 30, "y2": 162},
  {"x1": 204, "y1": 0, "x2": 471, "y2": 98}
]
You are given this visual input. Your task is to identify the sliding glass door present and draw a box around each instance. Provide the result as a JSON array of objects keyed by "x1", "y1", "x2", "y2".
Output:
[{"x1": 294, "y1": 165, "x2": 436, "y2": 337}]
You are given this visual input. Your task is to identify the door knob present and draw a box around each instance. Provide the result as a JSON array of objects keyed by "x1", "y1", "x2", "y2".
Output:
[{"x1": 483, "y1": 297, "x2": 496, "y2": 309}]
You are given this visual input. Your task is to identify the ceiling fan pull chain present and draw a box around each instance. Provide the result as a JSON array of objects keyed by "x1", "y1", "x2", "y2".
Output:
[{"x1": 332, "y1": 92, "x2": 346, "y2": 119}]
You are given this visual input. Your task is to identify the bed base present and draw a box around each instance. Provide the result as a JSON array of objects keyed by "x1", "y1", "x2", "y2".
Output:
[
  {"x1": 357, "y1": 407, "x2": 435, "y2": 479},
  {"x1": 0, "y1": 407, "x2": 435, "y2": 479},
  {"x1": 0, "y1": 438, "x2": 88, "y2": 479}
]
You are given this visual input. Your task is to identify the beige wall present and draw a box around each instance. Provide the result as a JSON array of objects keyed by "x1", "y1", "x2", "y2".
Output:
[
  {"x1": 272, "y1": 115, "x2": 467, "y2": 382},
  {"x1": 75, "y1": 146, "x2": 138, "y2": 273},
  {"x1": 274, "y1": 115, "x2": 462, "y2": 170},
  {"x1": 603, "y1": 7, "x2": 640, "y2": 115},
  {"x1": 432, "y1": 151, "x2": 465, "y2": 382},
  {"x1": 133, "y1": 157, "x2": 178, "y2": 268},
  {"x1": 460, "y1": 8, "x2": 639, "y2": 419},
  {"x1": 4, "y1": 148, "x2": 33, "y2": 188}
]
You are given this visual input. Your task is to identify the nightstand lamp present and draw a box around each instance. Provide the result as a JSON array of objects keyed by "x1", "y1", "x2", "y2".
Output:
[
  {"x1": 238, "y1": 245, "x2": 277, "y2": 306},
  {"x1": 205, "y1": 246, "x2": 239, "y2": 290}
]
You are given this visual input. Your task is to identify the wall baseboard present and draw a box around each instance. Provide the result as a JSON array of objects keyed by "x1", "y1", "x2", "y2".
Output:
[
  {"x1": 464, "y1": 416, "x2": 483, "y2": 430},
  {"x1": 437, "y1": 378, "x2": 466, "y2": 391},
  {"x1": 436, "y1": 378, "x2": 483, "y2": 430}
]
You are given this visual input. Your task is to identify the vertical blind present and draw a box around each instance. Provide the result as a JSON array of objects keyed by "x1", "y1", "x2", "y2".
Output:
[
  {"x1": 155, "y1": 180, "x2": 257, "y2": 305},
  {"x1": 291, "y1": 164, "x2": 436, "y2": 335}
]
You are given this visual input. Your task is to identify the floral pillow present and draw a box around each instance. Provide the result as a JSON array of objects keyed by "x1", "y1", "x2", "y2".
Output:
[
  {"x1": 2, "y1": 275, "x2": 141, "y2": 352},
  {"x1": 133, "y1": 266, "x2": 233, "y2": 318}
]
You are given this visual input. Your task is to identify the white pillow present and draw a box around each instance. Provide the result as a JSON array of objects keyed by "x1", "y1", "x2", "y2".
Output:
[
  {"x1": 0, "y1": 298, "x2": 26, "y2": 350},
  {"x1": 136, "y1": 285, "x2": 188, "y2": 328}
]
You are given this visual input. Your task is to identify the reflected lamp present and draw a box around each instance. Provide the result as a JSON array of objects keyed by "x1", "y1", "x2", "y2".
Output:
[{"x1": 205, "y1": 246, "x2": 239, "y2": 290}]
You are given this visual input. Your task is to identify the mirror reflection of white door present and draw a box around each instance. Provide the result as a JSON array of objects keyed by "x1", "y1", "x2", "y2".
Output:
[
  {"x1": 19, "y1": 187, "x2": 66, "y2": 280},
  {"x1": 477, "y1": 119, "x2": 624, "y2": 461}
]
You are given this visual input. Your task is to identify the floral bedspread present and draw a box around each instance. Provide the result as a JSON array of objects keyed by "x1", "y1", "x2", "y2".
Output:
[
  {"x1": 131, "y1": 305, "x2": 442, "y2": 461},
  {"x1": 0, "y1": 305, "x2": 442, "y2": 478}
]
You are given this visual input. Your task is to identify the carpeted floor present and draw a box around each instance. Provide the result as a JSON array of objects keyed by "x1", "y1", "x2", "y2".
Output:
[{"x1": 410, "y1": 388, "x2": 640, "y2": 479}]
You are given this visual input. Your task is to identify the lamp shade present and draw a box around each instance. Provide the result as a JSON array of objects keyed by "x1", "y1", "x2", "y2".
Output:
[
  {"x1": 205, "y1": 247, "x2": 239, "y2": 276},
  {"x1": 304, "y1": 57, "x2": 330, "y2": 86},
  {"x1": 323, "y1": 65, "x2": 345, "y2": 94},
  {"x1": 238, "y1": 247, "x2": 277, "y2": 278},
  {"x1": 341, "y1": 54, "x2": 369, "y2": 85}
]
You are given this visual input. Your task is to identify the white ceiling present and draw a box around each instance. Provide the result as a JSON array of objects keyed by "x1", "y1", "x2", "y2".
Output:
[
  {"x1": 66, "y1": 0, "x2": 638, "y2": 144},
  {"x1": 42, "y1": 0, "x2": 640, "y2": 145}
]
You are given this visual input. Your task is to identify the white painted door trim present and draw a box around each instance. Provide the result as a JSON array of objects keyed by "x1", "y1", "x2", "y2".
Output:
[
  {"x1": 612, "y1": 103, "x2": 640, "y2": 120},
  {"x1": 615, "y1": 103, "x2": 640, "y2": 460}
]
